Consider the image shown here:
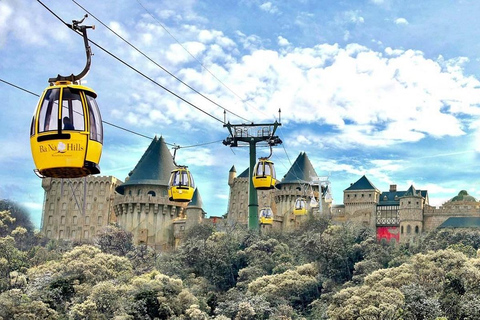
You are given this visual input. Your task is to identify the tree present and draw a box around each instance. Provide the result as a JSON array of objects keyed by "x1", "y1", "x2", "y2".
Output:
[
  {"x1": 327, "y1": 249, "x2": 480, "y2": 319},
  {"x1": 247, "y1": 263, "x2": 321, "y2": 311},
  {"x1": 0, "y1": 289, "x2": 58, "y2": 319},
  {"x1": 94, "y1": 224, "x2": 134, "y2": 256},
  {"x1": 298, "y1": 224, "x2": 365, "y2": 284},
  {"x1": 26, "y1": 245, "x2": 133, "y2": 314}
]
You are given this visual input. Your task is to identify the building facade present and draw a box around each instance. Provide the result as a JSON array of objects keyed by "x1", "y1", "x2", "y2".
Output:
[
  {"x1": 41, "y1": 136, "x2": 206, "y2": 250},
  {"x1": 331, "y1": 175, "x2": 480, "y2": 242},
  {"x1": 226, "y1": 152, "x2": 333, "y2": 230},
  {"x1": 41, "y1": 175, "x2": 121, "y2": 242}
]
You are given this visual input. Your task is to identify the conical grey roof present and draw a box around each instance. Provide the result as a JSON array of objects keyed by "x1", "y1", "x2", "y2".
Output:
[
  {"x1": 345, "y1": 175, "x2": 378, "y2": 191},
  {"x1": 116, "y1": 136, "x2": 176, "y2": 194},
  {"x1": 188, "y1": 189, "x2": 203, "y2": 208},
  {"x1": 278, "y1": 152, "x2": 318, "y2": 186}
]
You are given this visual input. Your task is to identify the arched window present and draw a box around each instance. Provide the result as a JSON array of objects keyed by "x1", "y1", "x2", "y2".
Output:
[
  {"x1": 401, "y1": 226, "x2": 404, "y2": 234},
  {"x1": 407, "y1": 225, "x2": 411, "y2": 234},
  {"x1": 415, "y1": 225, "x2": 419, "y2": 234},
  {"x1": 148, "y1": 190, "x2": 156, "y2": 197}
]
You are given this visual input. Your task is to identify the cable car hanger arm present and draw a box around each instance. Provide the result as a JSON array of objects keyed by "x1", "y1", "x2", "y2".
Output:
[{"x1": 48, "y1": 14, "x2": 95, "y2": 84}]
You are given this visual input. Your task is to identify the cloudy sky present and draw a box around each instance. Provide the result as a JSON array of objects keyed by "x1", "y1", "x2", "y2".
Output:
[{"x1": 2, "y1": 0, "x2": 480, "y2": 228}]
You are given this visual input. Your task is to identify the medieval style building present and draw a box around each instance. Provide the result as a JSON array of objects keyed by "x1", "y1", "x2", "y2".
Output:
[
  {"x1": 40, "y1": 175, "x2": 121, "y2": 242},
  {"x1": 226, "y1": 157, "x2": 480, "y2": 243},
  {"x1": 41, "y1": 136, "x2": 205, "y2": 250},
  {"x1": 40, "y1": 137, "x2": 480, "y2": 248},
  {"x1": 226, "y1": 152, "x2": 333, "y2": 230}
]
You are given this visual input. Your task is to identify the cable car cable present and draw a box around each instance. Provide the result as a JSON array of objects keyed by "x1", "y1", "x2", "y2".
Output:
[
  {"x1": 0, "y1": 78, "x2": 225, "y2": 150},
  {"x1": 70, "y1": 0, "x2": 252, "y2": 124},
  {"x1": 36, "y1": 0, "x2": 224, "y2": 124},
  {"x1": 135, "y1": 0, "x2": 269, "y2": 120}
]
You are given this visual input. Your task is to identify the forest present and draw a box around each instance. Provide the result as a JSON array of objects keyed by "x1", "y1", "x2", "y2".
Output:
[{"x1": 2, "y1": 199, "x2": 480, "y2": 320}]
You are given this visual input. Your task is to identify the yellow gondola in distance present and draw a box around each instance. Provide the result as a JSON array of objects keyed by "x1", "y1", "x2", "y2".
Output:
[
  {"x1": 294, "y1": 197, "x2": 307, "y2": 216},
  {"x1": 168, "y1": 166, "x2": 195, "y2": 202},
  {"x1": 253, "y1": 158, "x2": 277, "y2": 190},
  {"x1": 259, "y1": 207, "x2": 274, "y2": 225},
  {"x1": 30, "y1": 81, "x2": 103, "y2": 178}
]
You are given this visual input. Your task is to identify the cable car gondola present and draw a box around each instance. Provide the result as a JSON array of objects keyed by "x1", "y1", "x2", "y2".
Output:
[
  {"x1": 30, "y1": 16, "x2": 103, "y2": 178},
  {"x1": 294, "y1": 197, "x2": 307, "y2": 216},
  {"x1": 168, "y1": 166, "x2": 195, "y2": 202},
  {"x1": 253, "y1": 158, "x2": 277, "y2": 190},
  {"x1": 259, "y1": 207, "x2": 273, "y2": 225},
  {"x1": 168, "y1": 146, "x2": 195, "y2": 202}
]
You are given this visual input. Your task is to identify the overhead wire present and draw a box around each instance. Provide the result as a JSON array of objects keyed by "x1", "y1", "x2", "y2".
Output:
[
  {"x1": 134, "y1": 0, "x2": 280, "y2": 123},
  {"x1": 36, "y1": 0, "x2": 224, "y2": 124},
  {"x1": 34, "y1": 1, "x2": 286, "y2": 158},
  {"x1": 70, "y1": 0, "x2": 251, "y2": 123},
  {"x1": 0, "y1": 78, "x2": 224, "y2": 149}
]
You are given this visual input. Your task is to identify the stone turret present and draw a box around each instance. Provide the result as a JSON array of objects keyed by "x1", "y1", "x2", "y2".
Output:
[
  {"x1": 398, "y1": 185, "x2": 425, "y2": 242},
  {"x1": 113, "y1": 136, "x2": 186, "y2": 250},
  {"x1": 228, "y1": 165, "x2": 236, "y2": 187},
  {"x1": 275, "y1": 152, "x2": 319, "y2": 230},
  {"x1": 343, "y1": 175, "x2": 381, "y2": 228}
]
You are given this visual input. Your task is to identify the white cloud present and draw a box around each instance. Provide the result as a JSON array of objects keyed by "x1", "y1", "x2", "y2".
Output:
[
  {"x1": 277, "y1": 36, "x2": 290, "y2": 47},
  {"x1": 259, "y1": 2, "x2": 279, "y2": 14},
  {"x1": 395, "y1": 17, "x2": 409, "y2": 25},
  {"x1": 0, "y1": 0, "x2": 70, "y2": 47}
]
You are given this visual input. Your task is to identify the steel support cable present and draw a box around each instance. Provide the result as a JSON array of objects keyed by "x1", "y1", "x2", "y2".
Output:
[
  {"x1": 0, "y1": 78, "x2": 226, "y2": 149},
  {"x1": 71, "y1": 0, "x2": 251, "y2": 123},
  {"x1": 135, "y1": 0, "x2": 281, "y2": 123},
  {"x1": 36, "y1": 0, "x2": 224, "y2": 124}
]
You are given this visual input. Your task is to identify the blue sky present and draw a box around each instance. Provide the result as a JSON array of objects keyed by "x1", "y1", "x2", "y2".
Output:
[{"x1": 2, "y1": 0, "x2": 480, "y2": 228}]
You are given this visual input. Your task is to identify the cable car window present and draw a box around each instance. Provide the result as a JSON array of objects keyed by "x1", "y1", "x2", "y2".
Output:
[
  {"x1": 181, "y1": 171, "x2": 189, "y2": 186},
  {"x1": 256, "y1": 163, "x2": 263, "y2": 176},
  {"x1": 189, "y1": 173, "x2": 195, "y2": 189},
  {"x1": 264, "y1": 163, "x2": 271, "y2": 176},
  {"x1": 171, "y1": 171, "x2": 181, "y2": 186},
  {"x1": 271, "y1": 163, "x2": 276, "y2": 179},
  {"x1": 86, "y1": 94, "x2": 103, "y2": 143},
  {"x1": 261, "y1": 209, "x2": 272, "y2": 217},
  {"x1": 38, "y1": 88, "x2": 60, "y2": 133},
  {"x1": 30, "y1": 116, "x2": 35, "y2": 136},
  {"x1": 61, "y1": 88, "x2": 85, "y2": 131}
]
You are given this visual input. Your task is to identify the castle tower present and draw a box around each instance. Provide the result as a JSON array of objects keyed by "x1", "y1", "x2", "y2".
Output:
[
  {"x1": 343, "y1": 175, "x2": 381, "y2": 228},
  {"x1": 41, "y1": 175, "x2": 121, "y2": 242},
  {"x1": 173, "y1": 189, "x2": 205, "y2": 249},
  {"x1": 185, "y1": 189, "x2": 206, "y2": 230},
  {"x1": 398, "y1": 185, "x2": 425, "y2": 242},
  {"x1": 226, "y1": 167, "x2": 273, "y2": 228},
  {"x1": 228, "y1": 165, "x2": 236, "y2": 187},
  {"x1": 113, "y1": 136, "x2": 186, "y2": 250},
  {"x1": 275, "y1": 152, "x2": 319, "y2": 230}
]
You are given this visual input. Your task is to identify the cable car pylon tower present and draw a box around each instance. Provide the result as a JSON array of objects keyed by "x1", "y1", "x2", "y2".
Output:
[{"x1": 223, "y1": 109, "x2": 282, "y2": 230}]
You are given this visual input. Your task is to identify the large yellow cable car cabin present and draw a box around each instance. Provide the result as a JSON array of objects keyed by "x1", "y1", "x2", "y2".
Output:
[
  {"x1": 30, "y1": 82, "x2": 103, "y2": 178},
  {"x1": 30, "y1": 16, "x2": 102, "y2": 178},
  {"x1": 259, "y1": 207, "x2": 274, "y2": 225},
  {"x1": 293, "y1": 197, "x2": 307, "y2": 216},
  {"x1": 252, "y1": 158, "x2": 277, "y2": 190},
  {"x1": 168, "y1": 166, "x2": 195, "y2": 202}
]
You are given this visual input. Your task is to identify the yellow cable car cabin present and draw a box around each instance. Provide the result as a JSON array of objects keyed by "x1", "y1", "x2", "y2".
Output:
[
  {"x1": 253, "y1": 158, "x2": 277, "y2": 190},
  {"x1": 30, "y1": 82, "x2": 103, "y2": 178},
  {"x1": 294, "y1": 197, "x2": 307, "y2": 216},
  {"x1": 168, "y1": 167, "x2": 195, "y2": 202},
  {"x1": 259, "y1": 207, "x2": 274, "y2": 225}
]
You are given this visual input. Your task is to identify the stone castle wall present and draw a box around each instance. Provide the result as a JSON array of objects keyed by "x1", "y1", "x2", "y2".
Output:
[{"x1": 41, "y1": 176, "x2": 121, "y2": 242}]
